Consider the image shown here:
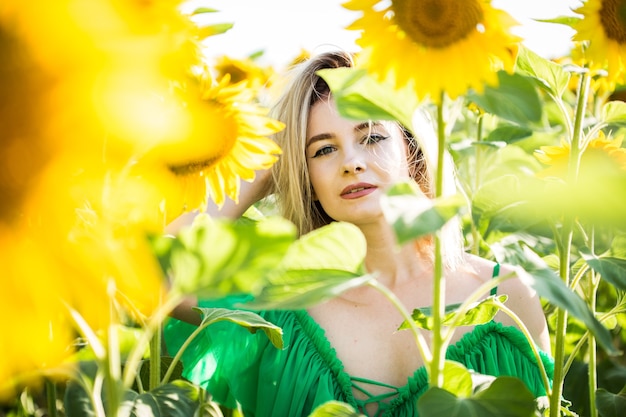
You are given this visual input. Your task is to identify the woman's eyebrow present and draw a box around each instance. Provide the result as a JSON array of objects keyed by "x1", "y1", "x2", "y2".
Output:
[
  {"x1": 306, "y1": 132, "x2": 333, "y2": 148},
  {"x1": 354, "y1": 121, "x2": 382, "y2": 133}
]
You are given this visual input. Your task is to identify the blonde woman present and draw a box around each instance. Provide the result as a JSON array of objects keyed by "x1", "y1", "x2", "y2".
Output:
[{"x1": 164, "y1": 51, "x2": 553, "y2": 417}]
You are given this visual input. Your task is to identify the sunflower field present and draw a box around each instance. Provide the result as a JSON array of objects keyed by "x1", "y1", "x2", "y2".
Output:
[{"x1": 1, "y1": 1, "x2": 625, "y2": 417}]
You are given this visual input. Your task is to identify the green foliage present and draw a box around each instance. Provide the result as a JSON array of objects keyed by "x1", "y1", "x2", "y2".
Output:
[
  {"x1": 417, "y1": 377, "x2": 536, "y2": 417},
  {"x1": 194, "y1": 307, "x2": 284, "y2": 349},
  {"x1": 399, "y1": 295, "x2": 507, "y2": 331},
  {"x1": 381, "y1": 181, "x2": 465, "y2": 245}
]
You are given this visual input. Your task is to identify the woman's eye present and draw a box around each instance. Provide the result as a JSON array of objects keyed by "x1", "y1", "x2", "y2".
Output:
[
  {"x1": 313, "y1": 145, "x2": 335, "y2": 158},
  {"x1": 363, "y1": 134, "x2": 389, "y2": 144}
]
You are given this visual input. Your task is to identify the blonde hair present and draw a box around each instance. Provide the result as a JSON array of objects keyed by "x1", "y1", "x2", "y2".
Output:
[{"x1": 268, "y1": 50, "x2": 464, "y2": 268}]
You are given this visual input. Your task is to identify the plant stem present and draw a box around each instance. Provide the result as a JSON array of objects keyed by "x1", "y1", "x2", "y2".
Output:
[
  {"x1": 470, "y1": 114, "x2": 484, "y2": 255},
  {"x1": 549, "y1": 70, "x2": 590, "y2": 417},
  {"x1": 122, "y1": 294, "x2": 182, "y2": 388},
  {"x1": 45, "y1": 380, "x2": 58, "y2": 417},
  {"x1": 149, "y1": 323, "x2": 161, "y2": 391},
  {"x1": 587, "y1": 228, "x2": 599, "y2": 417},
  {"x1": 429, "y1": 94, "x2": 446, "y2": 388},
  {"x1": 367, "y1": 279, "x2": 432, "y2": 364}
]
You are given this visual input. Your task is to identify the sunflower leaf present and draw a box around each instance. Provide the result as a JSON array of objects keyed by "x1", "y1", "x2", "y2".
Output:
[
  {"x1": 514, "y1": 44, "x2": 570, "y2": 98},
  {"x1": 317, "y1": 67, "x2": 418, "y2": 130},
  {"x1": 491, "y1": 241, "x2": 621, "y2": 356},
  {"x1": 308, "y1": 401, "x2": 365, "y2": 417},
  {"x1": 601, "y1": 101, "x2": 626, "y2": 126},
  {"x1": 152, "y1": 216, "x2": 297, "y2": 299},
  {"x1": 468, "y1": 70, "x2": 543, "y2": 126},
  {"x1": 381, "y1": 181, "x2": 465, "y2": 245},
  {"x1": 417, "y1": 377, "x2": 536, "y2": 417},
  {"x1": 242, "y1": 222, "x2": 371, "y2": 310},
  {"x1": 193, "y1": 307, "x2": 284, "y2": 349},
  {"x1": 580, "y1": 249, "x2": 626, "y2": 290},
  {"x1": 398, "y1": 295, "x2": 507, "y2": 331}
]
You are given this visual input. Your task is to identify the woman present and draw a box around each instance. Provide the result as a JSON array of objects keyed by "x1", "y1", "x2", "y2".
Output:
[{"x1": 164, "y1": 51, "x2": 553, "y2": 417}]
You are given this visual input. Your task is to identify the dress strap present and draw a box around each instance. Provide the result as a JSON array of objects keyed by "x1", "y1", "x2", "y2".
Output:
[{"x1": 490, "y1": 262, "x2": 501, "y2": 296}]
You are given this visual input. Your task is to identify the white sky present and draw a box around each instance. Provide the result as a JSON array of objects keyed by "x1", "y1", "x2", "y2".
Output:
[{"x1": 191, "y1": 0, "x2": 582, "y2": 68}]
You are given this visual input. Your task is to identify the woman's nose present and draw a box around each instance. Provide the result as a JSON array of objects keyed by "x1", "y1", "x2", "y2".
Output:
[{"x1": 342, "y1": 151, "x2": 366, "y2": 174}]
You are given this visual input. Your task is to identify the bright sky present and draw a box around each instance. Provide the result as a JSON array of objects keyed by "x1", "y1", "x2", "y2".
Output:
[{"x1": 192, "y1": 0, "x2": 582, "y2": 68}]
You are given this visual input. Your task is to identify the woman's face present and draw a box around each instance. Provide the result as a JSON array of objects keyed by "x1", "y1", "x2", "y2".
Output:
[{"x1": 305, "y1": 97, "x2": 412, "y2": 226}]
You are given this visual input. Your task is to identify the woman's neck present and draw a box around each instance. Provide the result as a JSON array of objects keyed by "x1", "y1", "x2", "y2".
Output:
[{"x1": 358, "y1": 222, "x2": 432, "y2": 289}]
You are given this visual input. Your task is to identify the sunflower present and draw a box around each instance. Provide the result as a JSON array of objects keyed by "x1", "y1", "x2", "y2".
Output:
[
  {"x1": 136, "y1": 75, "x2": 283, "y2": 222},
  {"x1": 213, "y1": 55, "x2": 275, "y2": 92},
  {"x1": 535, "y1": 131, "x2": 626, "y2": 179},
  {"x1": 342, "y1": 0, "x2": 521, "y2": 102},
  {"x1": 572, "y1": 0, "x2": 626, "y2": 87}
]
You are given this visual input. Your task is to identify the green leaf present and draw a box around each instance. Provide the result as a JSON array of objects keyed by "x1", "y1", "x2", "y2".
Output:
[
  {"x1": 515, "y1": 44, "x2": 570, "y2": 98},
  {"x1": 493, "y1": 243, "x2": 621, "y2": 356},
  {"x1": 601, "y1": 100, "x2": 626, "y2": 127},
  {"x1": 308, "y1": 400, "x2": 365, "y2": 417},
  {"x1": 382, "y1": 181, "x2": 465, "y2": 245},
  {"x1": 484, "y1": 125, "x2": 533, "y2": 144},
  {"x1": 124, "y1": 380, "x2": 204, "y2": 417},
  {"x1": 596, "y1": 387, "x2": 626, "y2": 417},
  {"x1": 468, "y1": 71, "x2": 543, "y2": 125},
  {"x1": 399, "y1": 295, "x2": 507, "y2": 331},
  {"x1": 135, "y1": 357, "x2": 184, "y2": 393},
  {"x1": 317, "y1": 67, "x2": 419, "y2": 130},
  {"x1": 64, "y1": 362, "x2": 98, "y2": 417},
  {"x1": 441, "y1": 361, "x2": 473, "y2": 398},
  {"x1": 151, "y1": 216, "x2": 296, "y2": 299},
  {"x1": 243, "y1": 222, "x2": 371, "y2": 310},
  {"x1": 418, "y1": 377, "x2": 536, "y2": 417},
  {"x1": 196, "y1": 22, "x2": 234, "y2": 39},
  {"x1": 580, "y1": 250, "x2": 626, "y2": 291},
  {"x1": 191, "y1": 7, "x2": 219, "y2": 15},
  {"x1": 194, "y1": 307, "x2": 284, "y2": 349}
]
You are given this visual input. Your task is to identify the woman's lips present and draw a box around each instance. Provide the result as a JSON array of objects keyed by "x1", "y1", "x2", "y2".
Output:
[{"x1": 340, "y1": 183, "x2": 377, "y2": 199}]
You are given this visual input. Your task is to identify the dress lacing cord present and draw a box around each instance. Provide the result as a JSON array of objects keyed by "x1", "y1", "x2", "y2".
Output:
[{"x1": 350, "y1": 376, "x2": 400, "y2": 417}]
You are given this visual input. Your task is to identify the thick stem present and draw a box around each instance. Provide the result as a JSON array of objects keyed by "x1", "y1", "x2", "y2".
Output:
[
  {"x1": 549, "y1": 70, "x2": 590, "y2": 417},
  {"x1": 429, "y1": 94, "x2": 446, "y2": 388},
  {"x1": 45, "y1": 380, "x2": 58, "y2": 417},
  {"x1": 149, "y1": 324, "x2": 161, "y2": 391},
  {"x1": 470, "y1": 114, "x2": 484, "y2": 255},
  {"x1": 587, "y1": 229, "x2": 599, "y2": 417}
]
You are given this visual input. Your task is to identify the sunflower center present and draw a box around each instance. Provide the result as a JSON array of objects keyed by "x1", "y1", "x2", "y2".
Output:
[
  {"x1": 167, "y1": 157, "x2": 220, "y2": 177},
  {"x1": 600, "y1": 0, "x2": 626, "y2": 43},
  {"x1": 391, "y1": 0, "x2": 484, "y2": 49}
]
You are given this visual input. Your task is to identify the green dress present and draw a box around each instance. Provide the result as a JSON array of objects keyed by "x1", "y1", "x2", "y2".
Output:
[{"x1": 163, "y1": 295, "x2": 554, "y2": 417}]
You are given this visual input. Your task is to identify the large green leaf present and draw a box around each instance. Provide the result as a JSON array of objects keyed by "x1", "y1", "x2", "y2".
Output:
[
  {"x1": 596, "y1": 387, "x2": 626, "y2": 417},
  {"x1": 308, "y1": 401, "x2": 365, "y2": 417},
  {"x1": 492, "y1": 242, "x2": 621, "y2": 356},
  {"x1": 468, "y1": 71, "x2": 543, "y2": 126},
  {"x1": 194, "y1": 307, "x2": 284, "y2": 349},
  {"x1": 515, "y1": 44, "x2": 570, "y2": 99},
  {"x1": 381, "y1": 181, "x2": 465, "y2": 245},
  {"x1": 243, "y1": 222, "x2": 371, "y2": 310},
  {"x1": 317, "y1": 67, "x2": 419, "y2": 130},
  {"x1": 580, "y1": 249, "x2": 626, "y2": 291},
  {"x1": 151, "y1": 216, "x2": 297, "y2": 299},
  {"x1": 399, "y1": 295, "x2": 507, "y2": 331},
  {"x1": 417, "y1": 377, "x2": 536, "y2": 417},
  {"x1": 601, "y1": 100, "x2": 626, "y2": 127},
  {"x1": 124, "y1": 381, "x2": 203, "y2": 417}
]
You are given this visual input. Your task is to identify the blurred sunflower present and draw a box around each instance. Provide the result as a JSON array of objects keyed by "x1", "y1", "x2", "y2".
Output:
[
  {"x1": 535, "y1": 131, "x2": 626, "y2": 179},
  {"x1": 213, "y1": 55, "x2": 275, "y2": 92},
  {"x1": 572, "y1": 0, "x2": 626, "y2": 87},
  {"x1": 342, "y1": 0, "x2": 520, "y2": 101},
  {"x1": 136, "y1": 75, "x2": 283, "y2": 221}
]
